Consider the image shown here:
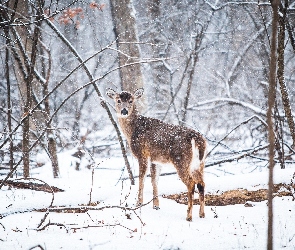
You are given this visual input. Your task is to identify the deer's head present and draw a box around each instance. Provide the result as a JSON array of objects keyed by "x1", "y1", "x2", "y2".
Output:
[{"x1": 106, "y1": 88, "x2": 144, "y2": 117}]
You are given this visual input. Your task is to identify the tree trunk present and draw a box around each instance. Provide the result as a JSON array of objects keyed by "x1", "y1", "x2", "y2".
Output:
[
  {"x1": 4, "y1": 27, "x2": 14, "y2": 171},
  {"x1": 267, "y1": 1, "x2": 280, "y2": 249},
  {"x1": 147, "y1": 0, "x2": 171, "y2": 117},
  {"x1": 6, "y1": 0, "x2": 31, "y2": 178},
  {"x1": 180, "y1": 36, "x2": 200, "y2": 125},
  {"x1": 5, "y1": 1, "x2": 58, "y2": 178},
  {"x1": 23, "y1": 5, "x2": 42, "y2": 178},
  {"x1": 43, "y1": 62, "x2": 60, "y2": 178},
  {"x1": 277, "y1": 1, "x2": 295, "y2": 149},
  {"x1": 39, "y1": 33, "x2": 60, "y2": 178},
  {"x1": 110, "y1": 0, "x2": 144, "y2": 94}
]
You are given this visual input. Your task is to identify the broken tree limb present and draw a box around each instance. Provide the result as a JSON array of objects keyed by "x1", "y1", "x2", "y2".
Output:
[{"x1": 1, "y1": 179, "x2": 64, "y2": 193}]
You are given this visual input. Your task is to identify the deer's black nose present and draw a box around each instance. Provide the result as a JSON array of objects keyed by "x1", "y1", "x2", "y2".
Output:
[{"x1": 121, "y1": 108, "x2": 128, "y2": 116}]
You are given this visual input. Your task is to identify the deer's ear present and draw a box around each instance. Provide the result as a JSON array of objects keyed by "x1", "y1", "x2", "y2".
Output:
[
  {"x1": 134, "y1": 88, "x2": 144, "y2": 99},
  {"x1": 106, "y1": 88, "x2": 117, "y2": 99}
]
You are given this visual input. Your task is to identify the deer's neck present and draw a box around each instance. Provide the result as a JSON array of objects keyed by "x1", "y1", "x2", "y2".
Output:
[{"x1": 118, "y1": 109, "x2": 139, "y2": 144}]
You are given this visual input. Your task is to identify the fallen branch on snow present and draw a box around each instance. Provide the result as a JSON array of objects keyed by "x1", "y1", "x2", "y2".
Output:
[{"x1": 1, "y1": 179, "x2": 64, "y2": 193}]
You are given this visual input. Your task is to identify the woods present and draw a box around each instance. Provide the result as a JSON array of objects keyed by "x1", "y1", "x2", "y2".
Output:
[
  {"x1": 0, "y1": 0, "x2": 295, "y2": 249},
  {"x1": 1, "y1": 0, "x2": 295, "y2": 179}
]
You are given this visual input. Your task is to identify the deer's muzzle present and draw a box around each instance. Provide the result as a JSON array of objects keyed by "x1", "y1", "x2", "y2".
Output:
[{"x1": 121, "y1": 108, "x2": 128, "y2": 116}]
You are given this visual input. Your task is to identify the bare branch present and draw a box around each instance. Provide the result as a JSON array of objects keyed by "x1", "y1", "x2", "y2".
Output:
[
  {"x1": 204, "y1": 0, "x2": 269, "y2": 11},
  {"x1": 207, "y1": 116, "x2": 267, "y2": 157},
  {"x1": 188, "y1": 98, "x2": 267, "y2": 117}
]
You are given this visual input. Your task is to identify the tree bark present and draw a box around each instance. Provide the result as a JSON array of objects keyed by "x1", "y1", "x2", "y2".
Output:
[
  {"x1": 180, "y1": 35, "x2": 201, "y2": 125},
  {"x1": 147, "y1": 0, "x2": 171, "y2": 116},
  {"x1": 5, "y1": 28, "x2": 14, "y2": 171},
  {"x1": 40, "y1": 41, "x2": 60, "y2": 178},
  {"x1": 267, "y1": 0, "x2": 279, "y2": 249},
  {"x1": 110, "y1": 0, "x2": 144, "y2": 94},
  {"x1": 5, "y1": 0, "x2": 31, "y2": 178},
  {"x1": 277, "y1": 0, "x2": 295, "y2": 149},
  {"x1": 23, "y1": 3, "x2": 42, "y2": 178}
]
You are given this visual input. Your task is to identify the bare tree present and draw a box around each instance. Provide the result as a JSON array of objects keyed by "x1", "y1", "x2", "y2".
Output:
[
  {"x1": 146, "y1": 0, "x2": 171, "y2": 115},
  {"x1": 110, "y1": 0, "x2": 144, "y2": 94},
  {"x1": 277, "y1": 0, "x2": 295, "y2": 149},
  {"x1": 267, "y1": 0, "x2": 280, "y2": 249},
  {"x1": 3, "y1": 17, "x2": 13, "y2": 171}
]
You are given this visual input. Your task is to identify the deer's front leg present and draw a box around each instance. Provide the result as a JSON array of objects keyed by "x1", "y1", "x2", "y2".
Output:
[
  {"x1": 137, "y1": 158, "x2": 148, "y2": 206},
  {"x1": 150, "y1": 163, "x2": 161, "y2": 209}
]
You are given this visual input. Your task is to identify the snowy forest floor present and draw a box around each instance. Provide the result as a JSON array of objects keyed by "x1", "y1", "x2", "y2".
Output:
[{"x1": 0, "y1": 150, "x2": 295, "y2": 250}]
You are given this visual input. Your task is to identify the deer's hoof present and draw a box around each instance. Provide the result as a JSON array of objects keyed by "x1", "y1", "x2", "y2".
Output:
[
  {"x1": 186, "y1": 216, "x2": 192, "y2": 222},
  {"x1": 199, "y1": 213, "x2": 205, "y2": 218},
  {"x1": 153, "y1": 205, "x2": 160, "y2": 210}
]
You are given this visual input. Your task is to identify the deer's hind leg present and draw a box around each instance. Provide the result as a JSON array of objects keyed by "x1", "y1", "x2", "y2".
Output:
[
  {"x1": 191, "y1": 168, "x2": 205, "y2": 218},
  {"x1": 186, "y1": 179, "x2": 195, "y2": 221},
  {"x1": 150, "y1": 163, "x2": 161, "y2": 209}
]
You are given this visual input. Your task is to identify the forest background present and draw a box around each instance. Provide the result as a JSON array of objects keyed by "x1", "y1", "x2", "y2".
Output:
[
  {"x1": 1, "y1": 0, "x2": 295, "y2": 180},
  {"x1": 1, "y1": 1, "x2": 295, "y2": 249}
]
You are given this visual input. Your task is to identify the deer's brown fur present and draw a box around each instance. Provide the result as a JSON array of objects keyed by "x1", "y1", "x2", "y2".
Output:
[{"x1": 107, "y1": 88, "x2": 207, "y2": 221}]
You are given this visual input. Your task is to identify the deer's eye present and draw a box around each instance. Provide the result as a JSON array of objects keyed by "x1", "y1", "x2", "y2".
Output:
[
  {"x1": 117, "y1": 100, "x2": 121, "y2": 104},
  {"x1": 129, "y1": 100, "x2": 133, "y2": 104}
]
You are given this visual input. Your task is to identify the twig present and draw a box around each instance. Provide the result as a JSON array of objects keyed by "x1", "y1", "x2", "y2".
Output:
[
  {"x1": 133, "y1": 210, "x2": 146, "y2": 226},
  {"x1": 36, "y1": 222, "x2": 69, "y2": 233},
  {"x1": 37, "y1": 210, "x2": 49, "y2": 229},
  {"x1": 120, "y1": 181, "x2": 132, "y2": 206},
  {"x1": 88, "y1": 168, "x2": 95, "y2": 206},
  {"x1": 0, "y1": 208, "x2": 35, "y2": 219},
  {"x1": 28, "y1": 245, "x2": 45, "y2": 250},
  {"x1": 70, "y1": 223, "x2": 134, "y2": 232}
]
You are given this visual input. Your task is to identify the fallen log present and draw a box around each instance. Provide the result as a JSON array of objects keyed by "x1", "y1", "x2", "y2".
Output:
[{"x1": 1, "y1": 179, "x2": 64, "y2": 193}]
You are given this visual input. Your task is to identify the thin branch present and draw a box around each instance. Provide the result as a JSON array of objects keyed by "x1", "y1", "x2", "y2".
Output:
[
  {"x1": 40, "y1": 197, "x2": 154, "y2": 213},
  {"x1": 28, "y1": 245, "x2": 45, "y2": 250},
  {"x1": 205, "y1": 144, "x2": 269, "y2": 167},
  {"x1": 188, "y1": 98, "x2": 267, "y2": 117},
  {"x1": 0, "y1": 0, "x2": 79, "y2": 27},
  {"x1": 36, "y1": 222, "x2": 69, "y2": 233},
  {"x1": 204, "y1": 0, "x2": 269, "y2": 11},
  {"x1": 207, "y1": 115, "x2": 267, "y2": 157}
]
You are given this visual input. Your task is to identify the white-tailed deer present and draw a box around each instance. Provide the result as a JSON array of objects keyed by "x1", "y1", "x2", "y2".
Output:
[{"x1": 107, "y1": 88, "x2": 207, "y2": 221}]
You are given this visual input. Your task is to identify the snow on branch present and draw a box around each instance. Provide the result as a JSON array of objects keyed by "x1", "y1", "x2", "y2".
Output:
[
  {"x1": 188, "y1": 98, "x2": 267, "y2": 117},
  {"x1": 204, "y1": 0, "x2": 270, "y2": 11}
]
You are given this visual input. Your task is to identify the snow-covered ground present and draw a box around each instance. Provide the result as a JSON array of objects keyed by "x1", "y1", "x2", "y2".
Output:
[{"x1": 0, "y1": 150, "x2": 294, "y2": 249}]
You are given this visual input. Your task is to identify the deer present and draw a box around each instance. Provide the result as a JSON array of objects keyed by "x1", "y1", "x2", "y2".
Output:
[{"x1": 106, "y1": 88, "x2": 207, "y2": 221}]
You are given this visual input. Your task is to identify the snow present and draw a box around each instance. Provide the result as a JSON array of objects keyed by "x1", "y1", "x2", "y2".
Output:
[{"x1": 0, "y1": 152, "x2": 295, "y2": 249}]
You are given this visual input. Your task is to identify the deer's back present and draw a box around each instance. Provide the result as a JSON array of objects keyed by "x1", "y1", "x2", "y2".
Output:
[{"x1": 129, "y1": 115, "x2": 206, "y2": 164}]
